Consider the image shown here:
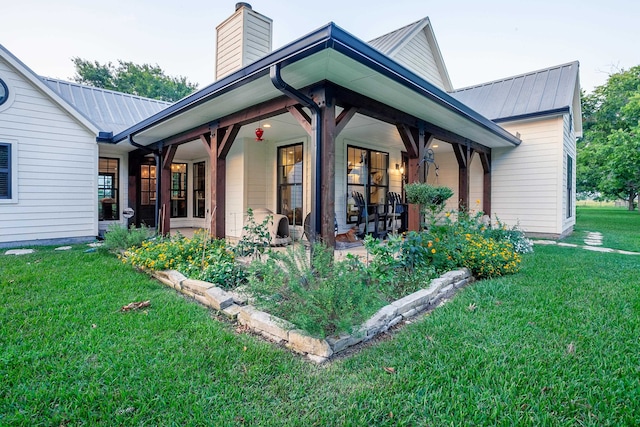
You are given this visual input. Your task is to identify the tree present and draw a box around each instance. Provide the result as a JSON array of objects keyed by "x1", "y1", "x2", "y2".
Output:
[
  {"x1": 578, "y1": 66, "x2": 640, "y2": 210},
  {"x1": 71, "y1": 58, "x2": 198, "y2": 102}
]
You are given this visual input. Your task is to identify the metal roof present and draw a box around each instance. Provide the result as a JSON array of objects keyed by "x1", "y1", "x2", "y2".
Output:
[
  {"x1": 451, "y1": 61, "x2": 580, "y2": 122},
  {"x1": 108, "y1": 23, "x2": 520, "y2": 148},
  {"x1": 41, "y1": 77, "x2": 171, "y2": 133},
  {"x1": 368, "y1": 18, "x2": 429, "y2": 55}
]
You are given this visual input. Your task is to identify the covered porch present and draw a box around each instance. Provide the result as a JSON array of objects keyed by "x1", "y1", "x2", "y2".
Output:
[{"x1": 108, "y1": 23, "x2": 520, "y2": 247}]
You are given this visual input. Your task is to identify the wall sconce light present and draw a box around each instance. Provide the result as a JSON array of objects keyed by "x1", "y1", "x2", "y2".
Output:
[{"x1": 396, "y1": 163, "x2": 405, "y2": 175}]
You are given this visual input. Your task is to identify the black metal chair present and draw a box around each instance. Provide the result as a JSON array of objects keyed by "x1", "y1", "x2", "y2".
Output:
[
  {"x1": 351, "y1": 191, "x2": 387, "y2": 239},
  {"x1": 387, "y1": 192, "x2": 407, "y2": 234}
]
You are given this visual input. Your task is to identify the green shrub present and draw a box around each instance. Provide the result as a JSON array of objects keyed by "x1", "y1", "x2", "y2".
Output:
[
  {"x1": 245, "y1": 243, "x2": 384, "y2": 338},
  {"x1": 124, "y1": 230, "x2": 244, "y2": 289},
  {"x1": 404, "y1": 183, "x2": 454, "y2": 225},
  {"x1": 234, "y1": 208, "x2": 272, "y2": 259},
  {"x1": 101, "y1": 223, "x2": 154, "y2": 253}
]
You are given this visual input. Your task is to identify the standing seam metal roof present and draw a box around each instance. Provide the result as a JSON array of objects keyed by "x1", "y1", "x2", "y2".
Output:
[
  {"x1": 41, "y1": 77, "x2": 172, "y2": 134},
  {"x1": 368, "y1": 18, "x2": 429, "y2": 55},
  {"x1": 451, "y1": 61, "x2": 579, "y2": 121}
]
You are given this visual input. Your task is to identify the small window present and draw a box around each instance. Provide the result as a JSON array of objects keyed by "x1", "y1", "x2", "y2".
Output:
[
  {"x1": 170, "y1": 163, "x2": 187, "y2": 218},
  {"x1": 98, "y1": 157, "x2": 119, "y2": 220},
  {"x1": 0, "y1": 143, "x2": 11, "y2": 199},
  {"x1": 0, "y1": 79, "x2": 8, "y2": 107},
  {"x1": 193, "y1": 161, "x2": 206, "y2": 218}
]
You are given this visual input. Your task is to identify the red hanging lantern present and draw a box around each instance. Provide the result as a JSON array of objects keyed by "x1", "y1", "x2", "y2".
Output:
[{"x1": 255, "y1": 127, "x2": 264, "y2": 141}]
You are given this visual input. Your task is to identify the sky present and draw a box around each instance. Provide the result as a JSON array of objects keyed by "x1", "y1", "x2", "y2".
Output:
[{"x1": 2, "y1": 0, "x2": 639, "y2": 94}]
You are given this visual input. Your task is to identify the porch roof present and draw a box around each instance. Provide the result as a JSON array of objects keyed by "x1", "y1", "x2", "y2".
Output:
[{"x1": 107, "y1": 23, "x2": 521, "y2": 149}]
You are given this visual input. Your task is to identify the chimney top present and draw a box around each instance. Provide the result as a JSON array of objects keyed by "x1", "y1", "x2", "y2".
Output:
[{"x1": 235, "y1": 2, "x2": 251, "y2": 10}]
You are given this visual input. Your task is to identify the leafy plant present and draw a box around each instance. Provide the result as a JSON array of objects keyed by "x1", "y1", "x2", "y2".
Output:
[
  {"x1": 101, "y1": 223, "x2": 154, "y2": 253},
  {"x1": 404, "y1": 183, "x2": 454, "y2": 225},
  {"x1": 124, "y1": 230, "x2": 244, "y2": 289},
  {"x1": 245, "y1": 243, "x2": 383, "y2": 338},
  {"x1": 234, "y1": 208, "x2": 273, "y2": 259}
]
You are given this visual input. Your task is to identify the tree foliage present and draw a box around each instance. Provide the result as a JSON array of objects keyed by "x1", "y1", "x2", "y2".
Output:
[
  {"x1": 578, "y1": 66, "x2": 640, "y2": 210},
  {"x1": 71, "y1": 58, "x2": 198, "y2": 102}
]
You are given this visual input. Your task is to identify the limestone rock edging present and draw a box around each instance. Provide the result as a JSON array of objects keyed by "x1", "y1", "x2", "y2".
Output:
[{"x1": 151, "y1": 267, "x2": 473, "y2": 363}]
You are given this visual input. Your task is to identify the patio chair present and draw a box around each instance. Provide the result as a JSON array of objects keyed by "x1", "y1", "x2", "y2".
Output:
[
  {"x1": 387, "y1": 192, "x2": 407, "y2": 234},
  {"x1": 351, "y1": 191, "x2": 388, "y2": 239}
]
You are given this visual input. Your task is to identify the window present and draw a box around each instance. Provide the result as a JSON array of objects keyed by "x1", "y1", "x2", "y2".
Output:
[
  {"x1": 567, "y1": 155, "x2": 573, "y2": 218},
  {"x1": 0, "y1": 79, "x2": 8, "y2": 107},
  {"x1": 193, "y1": 161, "x2": 206, "y2": 218},
  {"x1": 277, "y1": 143, "x2": 303, "y2": 225},
  {"x1": 140, "y1": 162, "x2": 156, "y2": 206},
  {"x1": 0, "y1": 143, "x2": 10, "y2": 199},
  {"x1": 98, "y1": 158, "x2": 119, "y2": 220},
  {"x1": 170, "y1": 163, "x2": 187, "y2": 218},
  {"x1": 346, "y1": 146, "x2": 389, "y2": 223}
]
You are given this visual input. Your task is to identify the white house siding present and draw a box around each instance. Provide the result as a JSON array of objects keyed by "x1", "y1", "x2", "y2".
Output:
[
  {"x1": 391, "y1": 30, "x2": 447, "y2": 90},
  {"x1": 492, "y1": 116, "x2": 564, "y2": 237},
  {"x1": 0, "y1": 59, "x2": 97, "y2": 247},
  {"x1": 215, "y1": 6, "x2": 272, "y2": 81},
  {"x1": 561, "y1": 113, "x2": 576, "y2": 235},
  {"x1": 225, "y1": 139, "x2": 246, "y2": 237}
]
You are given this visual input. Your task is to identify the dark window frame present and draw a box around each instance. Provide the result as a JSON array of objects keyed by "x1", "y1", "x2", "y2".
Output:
[
  {"x1": 277, "y1": 143, "x2": 304, "y2": 226},
  {"x1": 193, "y1": 161, "x2": 206, "y2": 218},
  {"x1": 98, "y1": 157, "x2": 119, "y2": 221},
  {"x1": 170, "y1": 163, "x2": 188, "y2": 218},
  {"x1": 0, "y1": 142, "x2": 11, "y2": 199},
  {"x1": 346, "y1": 145, "x2": 389, "y2": 224},
  {"x1": 0, "y1": 79, "x2": 8, "y2": 107}
]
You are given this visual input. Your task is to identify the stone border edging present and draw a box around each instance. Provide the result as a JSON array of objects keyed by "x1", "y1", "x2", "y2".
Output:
[{"x1": 151, "y1": 268, "x2": 473, "y2": 363}]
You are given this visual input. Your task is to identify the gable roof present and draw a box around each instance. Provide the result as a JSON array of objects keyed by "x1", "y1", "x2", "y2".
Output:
[
  {"x1": 42, "y1": 77, "x2": 171, "y2": 134},
  {"x1": 451, "y1": 61, "x2": 581, "y2": 128},
  {"x1": 368, "y1": 17, "x2": 453, "y2": 91},
  {"x1": 108, "y1": 23, "x2": 520, "y2": 149},
  {"x1": 0, "y1": 44, "x2": 100, "y2": 134}
]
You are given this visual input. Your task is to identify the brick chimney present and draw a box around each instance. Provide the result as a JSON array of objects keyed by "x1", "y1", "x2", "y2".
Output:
[{"x1": 215, "y1": 3, "x2": 273, "y2": 80}]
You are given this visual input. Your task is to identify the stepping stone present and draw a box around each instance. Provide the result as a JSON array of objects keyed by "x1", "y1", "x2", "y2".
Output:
[
  {"x1": 87, "y1": 242, "x2": 103, "y2": 248},
  {"x1": 532, "y1": 240, "x2": 557, "y2": 245},
  {"x1": 583, "y1": 246, "x2": 613, "y2": 253},
  {"x1": 4, "y1": 249, "x2": 35, "y2": 256},
  {"x1": 583, "y1": 240, "x2": 603, "y2": 246},
  {"x1": 55, "y1": 246, "x2": 73, "y2": 251}
]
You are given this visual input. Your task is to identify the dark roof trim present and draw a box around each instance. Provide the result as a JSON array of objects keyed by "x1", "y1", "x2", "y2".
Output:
[
  {"x1": 492, "y1": 107, "x2": 570, "y2": 124},
  {"x1": 109, "y1": 23, "x2": 520, "y2": 147}
]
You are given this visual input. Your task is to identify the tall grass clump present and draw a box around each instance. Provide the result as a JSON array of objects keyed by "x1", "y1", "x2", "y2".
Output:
[{"x1": 101, "y1": 223, "x2": 154, "y2": 253}]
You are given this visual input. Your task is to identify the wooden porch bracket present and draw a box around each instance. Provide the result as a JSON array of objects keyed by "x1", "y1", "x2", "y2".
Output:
[
  {"x1": 335, "y1": 106, "x2": 358, "y2": 136},
  {"x1": 286, "y1": 105, "x2": 312, "y2": 135}
]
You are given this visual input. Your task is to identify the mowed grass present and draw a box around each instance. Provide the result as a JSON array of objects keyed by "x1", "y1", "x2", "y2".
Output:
[
  {"x1": 1, "y1": 209, "x2": 640, "y2": 425},
  {"x1": 563, "y1": 206, "x2": 640, "y2": 251}
]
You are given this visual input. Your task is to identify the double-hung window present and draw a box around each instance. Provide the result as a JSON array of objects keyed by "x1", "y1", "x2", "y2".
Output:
[
  {"x1": 0, "y1": 143, "x2": 10, "y2": 199},
  {"x1": 346, "y1": 146, "x2": 389, "y2": 223}
]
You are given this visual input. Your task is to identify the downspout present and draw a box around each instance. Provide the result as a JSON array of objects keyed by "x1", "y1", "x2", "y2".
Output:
[
  {"x1": 270, "y1": 63, "x2": 323, "y2": 241},
  {"x1": 128, "y1": 135, "x2": 162, "y2": 231}
]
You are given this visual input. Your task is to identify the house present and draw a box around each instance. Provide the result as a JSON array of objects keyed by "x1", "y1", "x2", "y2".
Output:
[{"x1": 0, "y1": 3, "x2": 580, "y2": 249}]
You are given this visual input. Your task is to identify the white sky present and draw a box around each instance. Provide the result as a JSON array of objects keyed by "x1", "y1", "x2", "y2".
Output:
[{"x1": 2, "y1": 0, "x2": 638, "y2": 93}]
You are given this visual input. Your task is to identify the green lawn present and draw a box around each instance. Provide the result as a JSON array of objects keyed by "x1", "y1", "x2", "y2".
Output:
[
  {"x1": 562, "y1": 206, "x2": 640, "y2": 252},
  {"x1": 1, "y1": 208, "x2": 639, "y2": 425}
]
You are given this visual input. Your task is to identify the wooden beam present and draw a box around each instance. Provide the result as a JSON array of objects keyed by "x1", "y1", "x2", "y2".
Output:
[
  {"x1": 162, "y1": 144, "x2": 177, "y2": 170},
  {"x1": 199, "y1": 133, "x2": 212, "y2": 154},
  {"x1": 217, "y1": 124, "x2": 241, "y2": 159},
  {"x1": 451, "y1": 143, "x2": 473, "y2": 211},
  {"x1": 335, "y1": 106, "x2": 358, "y2": 136},
  {"x1": 320, "y1": 90, "x2": 336, "y2": 247},
  {"x1": 286, "y1": 105, "x2": 312, "y2": 136},
  {"x1": 396, "y1": 124, "x2": 418, "y2": 158},
  {"x1": 209, "y1": 126, "x2": 226, "y2": 238},
  {"x1": 479, "y1": 151, "x2": 492, "y2": 216}
]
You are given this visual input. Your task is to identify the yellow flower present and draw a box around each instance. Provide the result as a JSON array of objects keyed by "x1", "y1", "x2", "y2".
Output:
[{"x1": 431, "y1": 248, "x2": 436, "y2": 254}]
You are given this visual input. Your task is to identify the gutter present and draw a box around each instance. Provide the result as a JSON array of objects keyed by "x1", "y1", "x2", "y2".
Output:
[{"x1": 270, "y1": 63, "x2": 322, "y2": 240}]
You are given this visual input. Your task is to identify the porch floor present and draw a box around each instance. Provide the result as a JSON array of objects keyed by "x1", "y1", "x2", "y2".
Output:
[{"x1": 170, "y1": 227, "x2": 371, "y2": 260}]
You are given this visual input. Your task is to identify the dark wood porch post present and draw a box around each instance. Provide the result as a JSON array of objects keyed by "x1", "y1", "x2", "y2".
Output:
[
  {"x1": 452, "y1": 143, "x2": 472, "y2": 211},
  {"x1": 319, "y1": 89, "x2": 336, "y2": 247},
  {"x1": 128, "y1": 151, "x2": 140, "y2": 228},
  {"x1": 479, "y1": 151, "x2": 492, "y2": 216},
  {"x1": 204, "y1": 128, "x2": 227, "y2": 239},
  {"x1": 160, "y1": 145, "x2": 177, "y2": 236}
]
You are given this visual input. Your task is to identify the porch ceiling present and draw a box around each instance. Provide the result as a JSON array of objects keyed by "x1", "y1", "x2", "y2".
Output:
[{"x1": 113, "y1": 24, "x2": 519, "y2": 150}]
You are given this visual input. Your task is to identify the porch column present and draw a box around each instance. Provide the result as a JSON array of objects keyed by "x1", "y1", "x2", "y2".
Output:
[
  {"x1": 202, "y1": 128, "x2": 228, "y2": 239},
  {"x1": 397, "y1": 124, "x2": 428, "y2": 231},
  {"x1": 127, "y1": 152, "x2": 141, "y2": 228},
  {"x1": 160, "y1": 145, "x2": 177, "y2": 236},
  {"x1": 319, "y1": 90, "x2": 336, "y2": 246},
  {"x1": 479, "y1": 151, "x2": 491, "y2": 216},
  {"x1": 452, "y1": 143, "x2": 473, "y2": 211}
]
